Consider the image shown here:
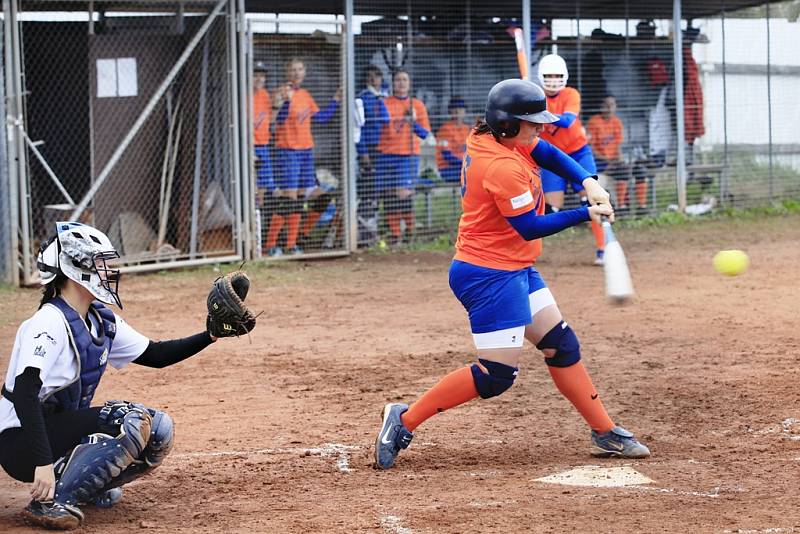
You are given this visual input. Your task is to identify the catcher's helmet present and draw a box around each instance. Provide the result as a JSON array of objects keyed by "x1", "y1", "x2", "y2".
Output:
[
  {"x1": 38, "y1": 221, "x2": 122, "y2": 308},
  {"x1": 484, "y1": 79, "x2": 559, "y2": 138}
]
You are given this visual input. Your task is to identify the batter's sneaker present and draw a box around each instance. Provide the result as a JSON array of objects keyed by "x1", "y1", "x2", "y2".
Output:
[
  {"x1": 590, "y1": 426, "x2": 650, "y2": 458},
  {"x1": 374, "y1": 403, "x2": 413, "y2": 469},
  {"x1": 593, "y1": 249, "x2": 605, "y2": 266},
  {"x1": 21, "y1": 500, "x2": 83, "y2": 530}
]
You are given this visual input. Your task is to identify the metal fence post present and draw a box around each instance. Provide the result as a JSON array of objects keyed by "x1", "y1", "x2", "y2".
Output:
[
  {"x1": 673, "y1": 0, "x2": 687, "y2": 211},
  {"x1": 345, "y1": 0, "x2": 357, "y2": 252}
]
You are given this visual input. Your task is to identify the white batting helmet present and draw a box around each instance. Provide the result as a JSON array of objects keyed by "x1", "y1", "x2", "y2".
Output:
[
  {"x1": 37, "y1": 221, "x2": 122, "y2": 307},
  {"x1": 537, "y1": 54, "x2": 569, "y2": 94}
]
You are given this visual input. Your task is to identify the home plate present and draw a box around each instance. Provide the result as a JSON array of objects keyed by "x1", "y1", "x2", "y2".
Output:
[{"x1": 535, "y1": 465, "x2": 653, "y2": 487}]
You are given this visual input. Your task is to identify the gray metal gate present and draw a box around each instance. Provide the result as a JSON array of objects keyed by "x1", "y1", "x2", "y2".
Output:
[
  {"x1": 4, "y1": 0, "x2": 251, "y2": 284},
  {"x1": 246, "y1": 16, "x2": 353, "y2": 261}
]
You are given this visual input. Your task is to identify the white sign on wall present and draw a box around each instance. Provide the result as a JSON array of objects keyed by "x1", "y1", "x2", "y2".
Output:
[{"x1": 96, "y1": 57, "x2": 138, "y2": 98}]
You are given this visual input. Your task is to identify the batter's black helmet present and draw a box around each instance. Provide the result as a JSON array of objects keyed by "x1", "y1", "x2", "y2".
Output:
[
  {"x1": 484, "y1": 79, "x2": 559, "y2": 138},
  {"x1": 254, "y1": 61, "x2": 269, "y2": 74}
]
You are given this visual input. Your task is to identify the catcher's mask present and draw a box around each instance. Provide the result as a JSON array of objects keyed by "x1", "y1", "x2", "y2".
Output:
[{"x1": 37, "y1": 221, "x2": 122, "y2": 308}]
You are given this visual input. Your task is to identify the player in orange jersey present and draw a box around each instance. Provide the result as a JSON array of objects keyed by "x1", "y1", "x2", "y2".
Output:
[
  {"x1": 252, "y1": 62, "x2": 278, "y2": 251},
  {"x1": 435, "y1": 97, "x2": 471, "y2": 183},
  {"x1": 374, "y1": 79, "x2": 650, "y2": 470},
  {"x1": 588, "y1": 95, "x2": 647, "y2": 213},
  {"x1": 537, "y1": 54, "x2": 606, "y2": 265},
  {"x1": 376, "y1": 69, "x2": 431, "y2": 245},
  {"x1": 264, "y1": 57, "x2": 341, "y2": 257}
]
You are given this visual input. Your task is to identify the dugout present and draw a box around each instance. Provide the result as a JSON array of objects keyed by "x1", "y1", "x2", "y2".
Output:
[
  {"x1": 2, "y1": 0, "x2": 797, "y2": 285},
  {"x1": 243, "y1": 0, "x2": 796, "y2": 247}
]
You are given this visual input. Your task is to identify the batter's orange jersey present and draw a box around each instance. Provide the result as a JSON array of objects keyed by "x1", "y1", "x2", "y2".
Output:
[
  {"x1": 378, "y1": 96, "x2": 431, "y2": 156},
  {"x1": 587, "y1": 114, "x2": 623, "y2": 160},
  {"x1": 454, "y1": 132, "x2": 545, "y2": 270},
  {"x1": 253, "y1": 88, "x2": 272, "y2": 146},
  {"x1": 275, "y1": 88, "x2": 319, "y2": 150},
  {"x1": 540, "y1": 87, "x2": 587, "y2": 154},
  {"x1": 435, "y1": 119, "x2": 470, "y2": 169}
]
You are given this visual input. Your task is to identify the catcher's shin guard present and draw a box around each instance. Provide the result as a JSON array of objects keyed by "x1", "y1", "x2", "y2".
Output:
[
  {"x1": 54, "y1": 403, "x2": 152, "y2": 507},
  {"x1": 105, "y1": 409, "x2": 175, "y2": 489}
]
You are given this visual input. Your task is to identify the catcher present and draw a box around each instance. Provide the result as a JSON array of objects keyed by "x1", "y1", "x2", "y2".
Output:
[{"x1": 0, "y1": 221, "x2": 255, "y2": 530}]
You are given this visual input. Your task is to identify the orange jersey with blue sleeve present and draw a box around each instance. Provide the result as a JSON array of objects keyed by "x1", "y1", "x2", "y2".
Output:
[
  {"x1": 540, "y1": 87, "x2": 587, "y2": 154},
  {"x1": 275, "y1": 88, "x2": 319, "y2": 150},
  {"x1": 378, "y1": 96, "x2": 431, "y2": 155},
  {"x1": 435, "y1": 119, "x2": 470, "y2": 169},
  {"x1": 454, "y1": 132, "x2": 545, "y2": 270},
  {"x1": 587, "y1": 114, "x2": 623, "y2": 160},
  {"x1": 253, "y1": 88, "x2": 271, "y2": 146}
]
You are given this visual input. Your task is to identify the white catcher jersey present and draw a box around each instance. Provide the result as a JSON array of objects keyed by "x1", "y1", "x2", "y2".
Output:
[{"x1": 0, "y1": 303, "x2": 150, "y2": 433}]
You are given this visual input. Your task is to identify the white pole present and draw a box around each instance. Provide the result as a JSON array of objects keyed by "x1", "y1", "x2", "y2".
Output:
[
  {"x1": 522, "y1": 0, "x2": 531, "y2": 81},
  {"x1": 345, "y1": 0, "x2": 357, "y2": 252},
  {"x1": 673, "y1": 0, "x2": 687, "y2": 211}
]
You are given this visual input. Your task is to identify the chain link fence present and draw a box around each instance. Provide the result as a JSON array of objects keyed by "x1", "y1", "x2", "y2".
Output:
[
  {"x1": 4, "y1": 1, "x2": 798, "y2": 283},
  {"x1": 248, "y1": 17, "x2": 348, "y2": 259},
  {"x1": 10, "y1": 0, "x2": 243, "y2": 283},
  {"x1": 348, "y1": 1, "x2": 799, "y2": 250}
]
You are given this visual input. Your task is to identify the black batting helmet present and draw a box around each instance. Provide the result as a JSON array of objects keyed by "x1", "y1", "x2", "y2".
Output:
[
  {"x1": 484, "y1": 79, "x2": 559, "y2": 138},
  {"x1": 254, "y1": 61, "x2": 269, "y2": 74}
]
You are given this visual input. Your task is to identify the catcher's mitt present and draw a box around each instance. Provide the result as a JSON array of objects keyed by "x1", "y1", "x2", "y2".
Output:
[{"x1": 206, "y1": 271, "x2": 256, "y2": 337}]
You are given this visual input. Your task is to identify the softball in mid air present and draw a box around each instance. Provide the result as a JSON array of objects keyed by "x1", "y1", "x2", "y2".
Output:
[{"x1": 713, "y1": 249, "x2": 749, "y2": 276}]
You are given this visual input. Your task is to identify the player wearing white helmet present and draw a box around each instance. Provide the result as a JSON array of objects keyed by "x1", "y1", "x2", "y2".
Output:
[
  {"x1": 536, "y1": 54, "x2": 607, "y2": 266},
  {"x1": 0, "y1": 222, "x2": 247, "y2": 530}
]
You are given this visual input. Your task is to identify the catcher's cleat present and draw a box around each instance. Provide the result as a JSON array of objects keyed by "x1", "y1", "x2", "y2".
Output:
[
  {"x1": 21, "y1": 500, "x2": 83, "y2": 531},
  {"x1": 590, "y1": 426, "x2": 650, "y2": 458},
  {"x1": 374, "y1": 403, "x2": 413, "y2": 470}
]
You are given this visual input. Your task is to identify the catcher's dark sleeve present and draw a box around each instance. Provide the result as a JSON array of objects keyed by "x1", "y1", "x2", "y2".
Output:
[
  {"x1": 12, "y1": 366, "x2": 53, "y2": 466},
  {"x1": 132, "y1": 332, "x2": 214, "y2": 369}
]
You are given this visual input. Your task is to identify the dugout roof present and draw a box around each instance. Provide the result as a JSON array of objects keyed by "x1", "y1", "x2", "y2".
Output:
[
  {"x1": 247, "y1": 0, "x2": 768, "y2": 19},
  {"x1": 21, "y1": 0, "x2": 770, "y2": 19}
]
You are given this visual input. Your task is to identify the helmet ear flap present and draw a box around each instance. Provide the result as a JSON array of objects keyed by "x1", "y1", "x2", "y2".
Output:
[{"x1": 494, "y1": 118, "x2": 520, "y2": 138}]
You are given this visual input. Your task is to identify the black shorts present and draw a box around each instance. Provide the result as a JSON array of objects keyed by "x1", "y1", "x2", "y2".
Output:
[{"x1": 0, "y1": 407, "x2": 102, "y2": 482}]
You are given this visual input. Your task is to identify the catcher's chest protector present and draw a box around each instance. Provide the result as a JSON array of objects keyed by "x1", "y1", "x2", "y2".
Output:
[{"x1": 44, "y1": 297, "x2": 117, "y2": 412}]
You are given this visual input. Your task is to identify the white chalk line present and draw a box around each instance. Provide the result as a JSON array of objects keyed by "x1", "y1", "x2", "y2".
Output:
[
  {"x1": 724, "y1": 529, "x2": 797, "y2": 533},
  {"x1": 171, "y1": 443, "x2": 359, "y2": 473},
  {"x1": 746, "y1": 418, "x2": 800, "y2": 441},
  {"x1": 380, "y1": 514, "x2": 414, "y2": 534},
  {"x1": 627, "y1": 485, "x2": 721, "y2": 498}
]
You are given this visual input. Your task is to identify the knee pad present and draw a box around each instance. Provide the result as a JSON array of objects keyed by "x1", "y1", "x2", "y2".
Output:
[
  {"x1": 383, "y1": 193, "x2": 399, "y2": 213},
  {"x1": 310, "y1": 192, "x2": 332, "y2": 212},
  {"x1": 277, "y1": 198, "x2": 293, "y2": 216},
  {"x1": 398, "y1": 197, "x2": 414, "y2": 213},
  {"x1": 536, "y1": 321, "x2": 581, "y2": 367},
  {"x1": 470, "y1": 358, "x2": 518, "y2": 399},
  {"x1": 144, "y1": 409, "x2": 174, "y2": 467}
]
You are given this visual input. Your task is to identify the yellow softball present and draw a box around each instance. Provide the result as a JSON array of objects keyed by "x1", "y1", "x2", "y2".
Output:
[{"x1": 713, "y1": 250, "x2": 749, "y2": 276}]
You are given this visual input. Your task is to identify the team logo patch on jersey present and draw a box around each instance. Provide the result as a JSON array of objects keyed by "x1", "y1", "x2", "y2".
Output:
[
  {"x1": 34, "y1": 331, "x2": 56, "y2": 345},
  {"x1": 510, "y1": 190, "x2": 534, "y2": 210},
  {"x1": 33, "y1": 345, "x2": 47, "y2": 358}
]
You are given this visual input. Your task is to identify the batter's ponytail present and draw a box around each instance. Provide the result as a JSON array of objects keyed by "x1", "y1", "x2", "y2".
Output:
[{"x1": 473, "y1": 117, "x2": 497, "y2": 138}]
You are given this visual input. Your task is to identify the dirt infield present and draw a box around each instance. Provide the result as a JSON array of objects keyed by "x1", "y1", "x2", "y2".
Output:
[{"x1": 2, "y1": 214, "x2": 800, "y2": 533}]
